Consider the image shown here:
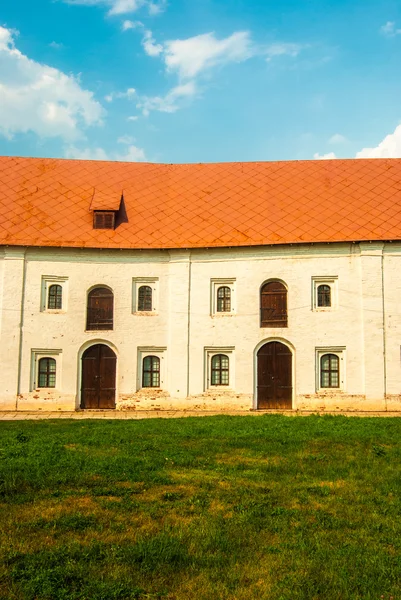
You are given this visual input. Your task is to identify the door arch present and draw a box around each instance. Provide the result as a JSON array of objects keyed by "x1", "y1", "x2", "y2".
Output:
[
  {"x1": 257, "y1": 341, "x2": 292, "y2": 409},
  {"x1": 81, "y1": 344, "x2": 116, "y2": 409}
]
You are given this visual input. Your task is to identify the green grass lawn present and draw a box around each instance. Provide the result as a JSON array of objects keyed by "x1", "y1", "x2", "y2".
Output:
[{"x1": 1, "y1": 415, "x2": 401, "y2": 600}]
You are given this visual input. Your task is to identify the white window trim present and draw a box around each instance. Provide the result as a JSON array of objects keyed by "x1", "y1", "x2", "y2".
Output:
[
  {"x1": 210, "y1": 278, "x2": 236, "y2": 316},
  {"x1": 204, "y1": 346, "x2": 235, "y2": 390},
  {"x1": 315, "y1": 346, "x2": 346, "y2": 392},
  {"x1": 41, "y1": 276, "x2": 68, "y2": 313},
  {"x1": 312, "y1": 276, "x2": 338, "y2": 311},
  {"x1": 31, "y1": 348, "x2": 62, "y2": 391},
  {"x1": 132, "y1": 277, "x2": 159, "y2": 314},
  {"x1": 137, "y1": 346, "x2": 167, "y2": 390}
]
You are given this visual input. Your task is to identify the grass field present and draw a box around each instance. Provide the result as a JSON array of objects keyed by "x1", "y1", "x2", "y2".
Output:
[{"x1": 1, "y1": 415, "x2": 401, "y2": 600}]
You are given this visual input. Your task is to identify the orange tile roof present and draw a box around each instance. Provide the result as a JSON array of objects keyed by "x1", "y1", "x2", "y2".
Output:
[{"x1": 1, "y1": 155, "x2": 401, "y2": 250}]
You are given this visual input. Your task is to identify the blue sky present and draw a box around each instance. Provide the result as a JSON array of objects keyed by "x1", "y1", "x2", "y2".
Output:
[{"x1": 1, "y1": 0, "x2": 401, "y2": 163}]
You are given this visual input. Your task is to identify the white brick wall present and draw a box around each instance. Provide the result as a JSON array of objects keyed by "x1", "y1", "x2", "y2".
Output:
[{"x1": 0, "y1": 241, "x2": 400, "y2": 411}]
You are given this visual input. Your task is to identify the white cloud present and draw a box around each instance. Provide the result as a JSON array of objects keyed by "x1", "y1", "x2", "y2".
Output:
[
  {"x1": 63, "y1": 0, "x2": 165, "y2": 16},
  {"x1": 0, "y1": 25, "x2": 103, "y2": 141},
  {"x1": 142, "y1": 29, "x2": 163, "y2": 56},
  {"x1": 123, "y1": 28, "x2": 304, "y2": 116},
  {"x1": 127, "y1": 115, "x2": 139, "y2": 121},
  {"x1": 380, "y1": 21, "x2": 401, "y2": 37},
  {"x1": 65, "y1": 142, "x2": 146, "y2": 161},
  {"x1": 163, "y1": 31, "x2": 253, "y2": 80},
  {"x1": 136, "y1": 81, "x2": 196, "y2": 116},
  {"x1": 264, "y1": 43, "x2": 303, "y2": 61},
  {"x1": 104, "y1": 87, "x2": 136, "y2": 102},
  {"x1": 49, "y1": 41, "x2": 64, "y2": 49},
  {"x1": 122, "y1": 20, "x2": 163, "y2": 56},
  {"x1": 313, "y1": 152, "x2": 337, "y2": 160},
  {"x1": 117, "y1": 134, "x2": 134, "y2": 144},
  {"x1": 329, "y1": 133, "x2": 347, "y2": 145},
  {"x1": 122, "y1": 19, "x2": 135, "y2": 30},
  {"x1": 356, "y1": 124, "x2": 401, "y2": 158}
]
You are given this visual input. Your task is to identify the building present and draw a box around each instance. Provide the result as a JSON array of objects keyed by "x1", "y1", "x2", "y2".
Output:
[{"x1": 0, "y1": 155, "x2": 401, "y2": 412}]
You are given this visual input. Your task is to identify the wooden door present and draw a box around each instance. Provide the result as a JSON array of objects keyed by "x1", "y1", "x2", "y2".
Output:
[
  {"x1": 81, "y1": 344, "x2": 116, "y2": 409},
  {"x1": 260, "y1": 281, "x2": 287, "y2": 327},
  {"x1": 257, "y1": 342, "x2": 292, "y2": 409}
]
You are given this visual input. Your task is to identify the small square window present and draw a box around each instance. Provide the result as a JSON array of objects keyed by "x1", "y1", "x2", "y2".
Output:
[
  {"x1": 93, "y1": 211, "x2": 115, "y2": 229},
  {"x1": 210, "y1": 279, "x2": 236, "y2": 316},
  {"x1": 312, "y1": 277, "x2": 338, "y2": 310}
]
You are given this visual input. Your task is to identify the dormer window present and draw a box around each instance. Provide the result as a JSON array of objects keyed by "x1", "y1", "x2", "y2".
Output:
[{"x1": 93, "y1": 211, "x2": 115, "y2": 230}]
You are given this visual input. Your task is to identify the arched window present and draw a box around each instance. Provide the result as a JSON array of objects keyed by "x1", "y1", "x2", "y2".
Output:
[
  {"x1": 138, "y1": 285, "x2": 152, "y2": 311},
  {"x1": 260, "y1": 281, "x2": 287, "y2": 327},
  {"x1": 211, "y1": 354, "x2": 229, "y2": 385},
  {"x1": 317, "y1": 284, "x2": 331, "y2": 307},
  {"x1": 320, "y1": 354, "x2": 339, "y2": 388},
  {"x1": 38, "y1": 357, "x2": 56, "y2": 388},
  {"x1": 48, "y1": 284, "x2": 62, "y2": 310},
  {"x1": 142, "y1": 356, "x2": 160, "y2": 387},
  {"x1": 217, "y1": 286, "x2": 231, "y2": 312},
  {"x1": 86, "y1": 287, "x2": 114, "y2": 330}
]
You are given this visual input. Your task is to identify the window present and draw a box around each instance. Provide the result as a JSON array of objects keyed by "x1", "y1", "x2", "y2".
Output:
[
  {"x1": 210, "y1": 278, "x2": 236, "y2": 316},
  {"x1": 260, "y1": 280, "x2": 287, "y2": 327},
  {"x1": 133, "y1": 278, "x2": 159, "y2": 314},
  {"x1": 142, "y1": 356, "x2": 160, "y2": 387},
  {"x1": 93, "y1": 211, "x2": 115, "y2": 230},
  {"x1": 41, "y1": 276, "x2": 68, "y2": 312},
  {"x1": 48, "y1": 284, "x2": 62, "y2": 310},
  {"x1": 316, "y1": 347, "x2": 345, "y2": 391},
  {"x1": 317, "y1": 284, "x2": 331, "y2": 307},
  {"x1": 312, "y1": 277, "x2": 338, "y2": 310},
  {"x1": 217, "y1": 286, "x2": 231, "y2": 312},
  {"x1": 38, "y1": 357, "x2": 56, "y2": 388},
  {"x1": 86, "y1": 287, "x2": 114, "y2": 330},
  {"x1": 138, "y1": 285, "x2": 152, "y2": 311},
  {"x1": 204, "y1": 347, "x2": 235, "y2": 390},
  {"x1": 30, "y1": 348, "x2": 62, "y2": 391},
  {"x1": 320, "y1": 354, "x2": 339, "y2": 388},
  {"x1": 211, "y1": 354, "x2": 229, "y2": 385}
]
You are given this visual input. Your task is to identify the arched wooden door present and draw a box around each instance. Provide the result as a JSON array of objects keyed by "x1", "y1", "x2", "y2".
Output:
[
  {"x1": 81, "y1": 344, "x2": 116, "y2": 409},
  {"x1": 257, "y1": 342, "x2": 292, "y2": 409}
]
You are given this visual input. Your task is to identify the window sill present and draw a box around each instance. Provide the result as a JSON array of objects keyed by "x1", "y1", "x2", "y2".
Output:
[
  {"x1": 133, "y1": 311, "x2": 158, "y2": 316},
  {"x1": 43, "y1": 310, "x2": 67, "y2": 314},
  {"x1": 85, "y1": 329, "x2": 114, "y2": 333}
]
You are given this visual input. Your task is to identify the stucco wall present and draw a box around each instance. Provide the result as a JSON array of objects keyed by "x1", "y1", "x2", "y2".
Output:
[{"x1": 0, "y1": 241, "x2": 400, "y2": 411}]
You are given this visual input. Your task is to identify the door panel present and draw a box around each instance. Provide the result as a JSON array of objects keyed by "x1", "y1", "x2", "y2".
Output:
[
  {"x1": 81, "y1": 344, "x2": 116, "y2": 409},
  {"x1": 257, "y1": 342, "x2": 292, "y2": 409}
]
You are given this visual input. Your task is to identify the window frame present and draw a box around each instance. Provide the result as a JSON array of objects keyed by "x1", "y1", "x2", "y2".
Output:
[
  {"x1": 38, "y1": 357, "x2": 57, "y2": 388},
  {"x1": 93, "y1": 211, "x2": 115, "y2": 230},
  {"x1": 204, "y1": 347, "x2": 235, "y2": 390},
  {"x1": 41, "y1": 276, "x2": 68, "y2": 313},
  {"x1": 138, "y1": 285, "x2": 153, "y2": 312},
  {"x1": 210, "y1": 353, "x2": 230, "y2": 386},
  {"x1": 315, "y1": 347, "x2": 345, "y2": 392},
  {"x1": 142, "y1": 355, "x2": 161, "y2": 388},
  {"x1": 210, "y1": 278, "x2": 236, "y2": 316},
  {"x1": 312, "y1": 277, "x2": 338, "y2": 311},
  {"x1": 137, "y1": 346, "x2": 166, "y2": 390},
  {"x1": 31, "y1": 348, "x2": 62, "y2": 391},
  {"x1": 133, "y1": 277, "x2": 159, "y2": 314}
]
